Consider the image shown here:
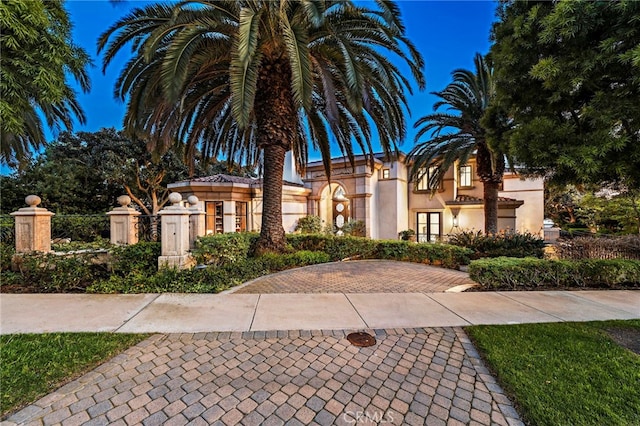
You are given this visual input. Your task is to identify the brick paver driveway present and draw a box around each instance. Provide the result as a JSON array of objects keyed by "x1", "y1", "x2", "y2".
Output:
[
  {"x1": 233, "y1": 260, "x2": 476, "y2": 294},
  {"x1": 6, "y1": 329, "x2": 522, "y2": 426}
]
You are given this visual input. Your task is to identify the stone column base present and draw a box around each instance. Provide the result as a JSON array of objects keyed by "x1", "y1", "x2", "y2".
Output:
[{"x1": 158, "y1": 254, "x2": 196, "y2": 270}]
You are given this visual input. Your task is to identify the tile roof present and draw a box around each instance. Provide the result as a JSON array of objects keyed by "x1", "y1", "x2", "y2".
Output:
[
  {"x1": 188, "y1": 174, "x2": 304, "y2": 187},
  {"x1": 191, "y1": 174, "x2": 258, "y2": 184}
]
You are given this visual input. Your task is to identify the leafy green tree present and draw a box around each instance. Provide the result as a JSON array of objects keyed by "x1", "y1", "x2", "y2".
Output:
[
  {"x1": 487, "y1": 0, "x2": 640, "y2": 187},
  {"x1": 98, "y1": 0, "x2": 424, "y2": 253},
  {"x1": 0, "y1": 0, "x2": 90, "y2": 167},
  {"x1": 407, "y1": 54, "x2": 506, "y2": 233},
  {"x1": 545, "y1": 183, "x2": 640, "y2": 234},
  {"x1": 0, "y1": 129, "x2": 243, "y2": 215}
]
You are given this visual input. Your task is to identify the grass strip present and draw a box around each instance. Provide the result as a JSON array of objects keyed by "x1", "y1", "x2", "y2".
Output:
[
  {"x1": 1, "y1": 332, "x2": 149, "y2": 417},
  {"x1": 466, "y1": 320, "x2": 640, "y2": 426}
]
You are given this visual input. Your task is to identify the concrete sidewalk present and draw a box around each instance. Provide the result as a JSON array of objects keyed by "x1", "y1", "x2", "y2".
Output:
[{"x1": 2, "y1": 290, "x2": 638, "y2": 334}]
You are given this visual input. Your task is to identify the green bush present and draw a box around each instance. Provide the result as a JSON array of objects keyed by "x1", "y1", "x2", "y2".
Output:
[
  {"x1": 51, "y1": 215, "x2": 110, "y2": 242},
  {"x1": 468, "y1": 257, "x2": 640, "y2": 290},
  {"x1": 295, "y1": 216, "x2": 323, "y2": 234},
  {"x1": 0, "y1": 215, "x2": 14, "y2": 246},
  {"x1": 449, "y1": 230, "x2": 545, "y2": 259},
  {"x1": 1, "y1": 243, "x2": 14, "y2": 272},
  {"x1": 287, "y1": 234, "x2": 378, "y2": 261},
  {"x1": 88, "y1": 250, "x2": 330, "y2": 294},
  {"x1": 287, "y1": 234, "x2": 471, "y2": 268},
  {"x1": 192, "y1": 233, "x2": 258, "y2": 266},
  {"x1": 110, "y1": 242, "x2": 161, "y2": 275},
  {"x1": 342, "y1": 220, "x2": 366, "y2": 237},
  {"x1": 7, "y1": 252, "x2": 110, "y2": 293}
]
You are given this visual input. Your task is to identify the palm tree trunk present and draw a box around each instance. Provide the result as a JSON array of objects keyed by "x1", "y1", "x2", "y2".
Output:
[
  {"x1": 257, "y1": 143, "x2": 287, "y2": 253},
  {"x1": 484, "y1": 181, "x2": 500, "y2": 234},
  {"x1": 253, "y1": 57, "x2": 297, "y2": 254},
  {"x1": 476, "y1": 142, "x2": 504, "y2": 234}
]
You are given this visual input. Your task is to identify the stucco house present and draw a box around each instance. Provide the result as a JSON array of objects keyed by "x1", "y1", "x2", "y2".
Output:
[{"x1": 168, "y1": 152, "x2": 544, "y2": 241}]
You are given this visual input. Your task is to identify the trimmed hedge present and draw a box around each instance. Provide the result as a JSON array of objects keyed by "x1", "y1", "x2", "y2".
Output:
[
  {"x1": 88, "y1": 250, "x2": 330, "y2": 294},
  {"x1": 193, "y1": 233, "x2": 258, "y2": 266},
  {"x1": 449, "y1": 230, "x2": 545, "y2": 259},
  {"x1": 469, "y1": 257, "x2": 640, "y2": 290},
  {"x1": 286, "y1": 234, "x2": 471, "y2": 268}
]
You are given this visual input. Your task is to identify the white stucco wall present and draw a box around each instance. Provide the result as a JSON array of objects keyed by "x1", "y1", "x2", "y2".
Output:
[{"x1": 501, "y1": 176, "x2": 545, "y2": 235}]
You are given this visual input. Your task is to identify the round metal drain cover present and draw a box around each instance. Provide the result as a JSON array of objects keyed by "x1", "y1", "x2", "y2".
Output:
[{"x1": 347, "y1": 332, "x2": 376, "y2": 347}]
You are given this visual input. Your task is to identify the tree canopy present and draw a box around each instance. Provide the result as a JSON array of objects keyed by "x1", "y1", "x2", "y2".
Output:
[
  {"x1": 0, "y1": 129, "x2": 245, "y2": 215},
  {"x1": 98, "y1": 0, "x2": 424, "y2": 252},
  {"x1": 487, "y1": 0, "x2": 640, "y2": 187},
  {"x1": 0, "y1": 0, "x2": 91, "y2": 167}
]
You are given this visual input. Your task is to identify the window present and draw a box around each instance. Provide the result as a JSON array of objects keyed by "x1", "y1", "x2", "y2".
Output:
[
  {"x1": 381, "y1": 168, "x2": 390, "y2": 179},
  {"x1": 417, "y1": 212, "x2": 441, "y2": 243},
  {"x1": 416, "y1": 166, "x2": 439, "y2": 191},
  {"x1": 235, "y1": 202, "x2": 248, "y2": 232},
  {"x1": 459, "y1": 165, "x2": 472, "y2": 188},
  {"x1": 205, "y1": 201, "x2": 224, "y2": 234}
]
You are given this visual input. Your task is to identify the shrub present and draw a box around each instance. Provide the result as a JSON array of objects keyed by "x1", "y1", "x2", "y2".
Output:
[
  {"x1": 51, "y1": 215, "x2": 110, "y2": 242},
  {"x1": 1, "y1": 243, "x2": 14, "y2": 272},
  {"x1": 192, "y1": 233, "x2": 258, "y2": 266},
  {"x1": 287, "y1": 234, "x2": 378, "y2": 261},
  {"x1": 342, "y1": 220, "x2": 366, "y2": 237},
  {"x1": 6, "y1": 252, "x2": 110, "y2": 293},
  {"x1": 287, "y1": 234, "x2": 471, "y2": 268},
  {"x1": 110, "y1": 242, "x2": 161, "y2": 276},
  {"x1": 555, "y1": 235, "x2": 640, "y2": 260},
  {"x1": 468, "y1": 257, "x2": 640, "y2": 290},
  {"x1": 449, "y1": 230, "x2": 545, "y2": 259},
  {"x1": 398, "y1": 229, "x2": 416, "y2": 241},
  {"x1": 295, "y1": 216, "x2": 322, "y2": 234},
  {"x1": 88, "y1": 250, "x2": 330, "y2": 294},
  {"x1": 0, "y1": 215, "x2": 14, "y2": 246}
]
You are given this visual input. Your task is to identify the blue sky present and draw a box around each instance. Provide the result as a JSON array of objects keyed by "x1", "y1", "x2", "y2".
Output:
[{"x1": 52, "y1": 0, "x2": 497, "y2": 159}]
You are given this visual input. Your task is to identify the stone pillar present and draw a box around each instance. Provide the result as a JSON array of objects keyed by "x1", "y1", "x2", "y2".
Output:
[
  {"x1": 10, "y1": 195, "x2": 55, "y2": 253},
  {"x1": 106, "y1": 195, "x2": 141, "y2": 246},
  {"x1": 188, "y1": 195, "x2": 206, "y2": 249},
  {"x1": 158, "y1": 192, "x2": 194, "y2": 269}
]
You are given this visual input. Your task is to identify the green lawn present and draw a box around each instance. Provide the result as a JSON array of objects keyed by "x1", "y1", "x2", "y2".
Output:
[
  {"x1": 467, "y1": 320, "x2": 640, "y2": 426},
  {"x1": 0, "y1": 333, "x2": 149, "y2": 417}
]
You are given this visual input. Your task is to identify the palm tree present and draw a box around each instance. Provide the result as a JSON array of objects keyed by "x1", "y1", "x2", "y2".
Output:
[
  {"x1": 98, "y1": 0, "x2": 424, "y2": 253},
  {"x1": 1, "y1": 0, "x2": 90, "y2": 167},
  {"x1": 407, "y1": 53, "x2": 505, "y2": 234}
]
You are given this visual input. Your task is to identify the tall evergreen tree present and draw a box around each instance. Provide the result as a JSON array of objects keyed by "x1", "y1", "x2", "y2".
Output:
[
  {"x1": 98, "y1": 0, "x2": 424, "y2": 253},
  {"x1": 487, "y1": 0, "x2": 640, "y2": 187}
]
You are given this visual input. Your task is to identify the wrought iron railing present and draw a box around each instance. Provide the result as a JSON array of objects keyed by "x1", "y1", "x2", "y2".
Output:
[{"x1": 136, "y1": 215, "x2": 162, "y2": 242}]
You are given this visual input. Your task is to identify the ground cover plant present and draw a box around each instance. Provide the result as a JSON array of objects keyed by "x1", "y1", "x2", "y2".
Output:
[
  {"x1": 0, "y1": 333, "x2": 149, "y2": 417},
  {"x1": 466, "y1": 321, "x2": 640, "y2": 426},
  {"x1": 468, "y1": 257, "x2": 640, "y2": 290}
]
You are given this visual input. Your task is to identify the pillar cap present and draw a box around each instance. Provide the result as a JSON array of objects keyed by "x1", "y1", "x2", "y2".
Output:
[
  {"x1": 10, "y1": 195, "x2": 54, "y2": 216},
  {"x1": 117, "y1": 195, "x2": 132, "y2": 207},
  {"x1": 25, "y1": 195, "x2": 41, "y2": 207}
]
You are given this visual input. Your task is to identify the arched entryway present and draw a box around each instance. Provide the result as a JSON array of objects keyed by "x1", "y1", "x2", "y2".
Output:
[{"x1": 319, "y1": 184, "x2": 350, "y2": 234}]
